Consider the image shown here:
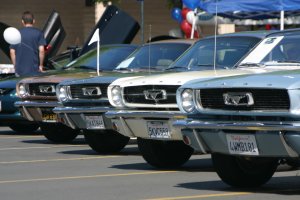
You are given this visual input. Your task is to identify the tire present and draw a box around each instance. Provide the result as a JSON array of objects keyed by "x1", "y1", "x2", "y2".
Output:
[
  {"x1": 137, "y1": 137, "x2": 193, "y2": 168},
  {"x1": 212, "y1": 153, "x2": 279, "y2": 188},
  {"x1": 40, "y1": 123, "x2": 79, "y2": 143},
  {"x1": 83, "y1": 130, "x2": 130, "y2": 154},
  {"x1": 9, "y1": 123, "x2": 39, "y2": 133}
]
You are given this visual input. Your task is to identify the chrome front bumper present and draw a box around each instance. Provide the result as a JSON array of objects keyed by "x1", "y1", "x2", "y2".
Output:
[
  {"x1": 174, "y1": 119, "x2": 300, "y2": 157},
  {"x1": 105, "y1": 110, "x2": 186, "y2": 140},
  {"x1": 53, "y1": 106, "x2": 115, "y2": 130},
  {"x1": 15, "y1": 101, "x2": 59, "y2": 122}
]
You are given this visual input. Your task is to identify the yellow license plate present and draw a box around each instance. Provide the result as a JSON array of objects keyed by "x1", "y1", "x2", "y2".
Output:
[{"x1": 42, "y1": 113, "x2": 57, "y2": 122}]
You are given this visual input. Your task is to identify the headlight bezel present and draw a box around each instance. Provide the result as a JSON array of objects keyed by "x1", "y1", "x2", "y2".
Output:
[
  {"x1": 17, "y1": 83, "x2": 29, "y2": 98},
  {"x1": 180, "y1": 88, "x2": 196, "y2": 113},
  {"x1": 108, "y1": 85, "x2": 125, "y2": 108},
  {"x1": 56, "y1": 85, "x2": 69, "y2": 102}
]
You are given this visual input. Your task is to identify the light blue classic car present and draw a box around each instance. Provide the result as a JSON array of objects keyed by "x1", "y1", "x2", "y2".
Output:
[{"x1": 175, "y1": 68, "x2": 300, "y2": 187}]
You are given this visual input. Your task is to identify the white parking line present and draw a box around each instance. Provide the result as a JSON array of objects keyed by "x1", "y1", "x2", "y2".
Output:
[
  {"x1": 0, "y1": 145, "x2": 86, "y2": 151},
  {"x1": 0, "y1": 155, "x2": 121, "y2": 164}
]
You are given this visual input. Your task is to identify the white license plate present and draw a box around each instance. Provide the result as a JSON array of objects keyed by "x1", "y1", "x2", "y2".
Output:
[
  {"x1": 147, "y1": 121, "x2": 170, "y2": 139},
  {"x1": 85, "y1": 115, "x2": 105, "y2": 129},
  {"x1": 226, "y1": 134, "x2": 259, "y2": 155}
]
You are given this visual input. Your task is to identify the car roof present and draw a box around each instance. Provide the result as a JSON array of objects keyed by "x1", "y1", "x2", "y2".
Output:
[
  {"x1": 144, "y1": 39, "x2": 197, "y2": 45},
  {"x1": 205, "y1": 30, "x2": 275, "y2": 40}
]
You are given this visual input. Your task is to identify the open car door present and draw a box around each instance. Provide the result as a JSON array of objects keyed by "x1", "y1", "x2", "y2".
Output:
[
  {"x1": 80, "y1": 5, "x2": 140, "y2": 56},
  {"x1": 42, "y1": 10, "x2": 66, "y2": 69}
]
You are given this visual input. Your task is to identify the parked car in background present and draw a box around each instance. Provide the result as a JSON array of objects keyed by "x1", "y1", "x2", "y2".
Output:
[
  {"x1": 105, "y1": 29, "x2": 300, "y2": 169},
  {"x1": 2, "y1": 5, "x2": 140, "y2": 133},
  {"x1": 174, "y1": 69, "x2": 300, "y2": 187},
  {"x1": 15, "y1": 44, "x2": 138, "y2": 141},
  {"x1": 49, "y1": 39, "x2": 194, "y2": 146}
]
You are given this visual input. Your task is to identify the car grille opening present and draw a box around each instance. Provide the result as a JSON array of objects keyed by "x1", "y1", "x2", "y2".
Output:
[
  {"x1": 198, "y1": 88, "x2": 290, "y2": 111},
  {"x1": 69, "y1": 83, "x2": 109, "y2": 100},
  {"x1": 123, "y1": 85, "x2": 180, "y2": 105},
  {"x1": 28, "y1": 83, "x2": 58, "y2": 97}
]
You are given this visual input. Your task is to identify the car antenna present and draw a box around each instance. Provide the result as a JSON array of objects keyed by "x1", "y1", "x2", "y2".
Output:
[
  {"x1": 213, "y1": 0, "x2": 218, "y2": 76},
  {"x1": 148, "y1": 24, "x2": 152, "y2": 75}
]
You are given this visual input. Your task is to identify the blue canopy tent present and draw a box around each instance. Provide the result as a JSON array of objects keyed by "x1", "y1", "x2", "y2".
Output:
[{"x1": 196, "y1": 0, "x2": 300, "y2": 30}]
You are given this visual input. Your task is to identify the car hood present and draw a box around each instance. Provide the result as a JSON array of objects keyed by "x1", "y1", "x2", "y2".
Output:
[
  {"x1": 182, "y1": 69, "x2": 300, "y2": 90},
  {"x1": 111, "y1": 69, "x2": 253, "y2": 87},
  {"x1": 17, "y1": 70, "x2": 160, "y2": 85}
]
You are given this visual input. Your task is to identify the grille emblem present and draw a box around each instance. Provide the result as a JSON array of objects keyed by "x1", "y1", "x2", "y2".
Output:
[
  {"x1": 144, "y1": 89, "x2": 167, "y2": 102},
  {"x1": 223, "y1": 92, "x2": 254, "y2": 106},
  {"x1": 39, "y1": 85, "x2": 55, "y2": 93},
  {"x1": 0, "y1": 89, "x2": 6, "y2": 94},
  {"x1": 82, "y1": 87, "x2": 101, "y2": 96}
]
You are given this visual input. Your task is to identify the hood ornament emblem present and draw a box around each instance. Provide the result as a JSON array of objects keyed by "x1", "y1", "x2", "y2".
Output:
[
  {"x1": 39, "y1": 85, "x2": 55, "y2": 93},
  {"x1": 223, "y1": 92, "x2": 254, "y2": 106},
  {"x1": 82, "y1": 87, "x2": 101, "y2": 96},
  {"x1": 144, "y1": 89, "x2": 167, "y2": 102}
]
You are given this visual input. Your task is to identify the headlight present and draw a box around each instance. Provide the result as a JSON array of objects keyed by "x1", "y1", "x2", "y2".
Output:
[
  {"x1": 18, "y1": 84, "x2": 28, "y2": 98},
  {"x1": 109, "y1": 86, "x2": 124, "y2": 107},
  {"x1": 56, "y1": 86, "x2": 68, "y2": 102},
  {"x1": 181, "y1": 89, "x2": 195, "y2": 113}
]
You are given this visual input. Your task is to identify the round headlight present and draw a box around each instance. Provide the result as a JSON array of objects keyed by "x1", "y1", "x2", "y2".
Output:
[
  {"x1": 57, "y1": 86, "x2": 68, "y2": 102},
  {"x1": 181, "y1": 89, "x2": 195, "y2": 113},
  {"x1": 110, "y1": 86, "x2": 123, "y2": 107},
  {"x1": 18, "y1": 84, "x2": 28, "y2": 98}
]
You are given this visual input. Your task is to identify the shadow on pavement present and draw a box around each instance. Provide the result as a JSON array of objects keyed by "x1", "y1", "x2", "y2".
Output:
[{"x1": 176, "y1": 175, "x2": 300, "y2": 196}]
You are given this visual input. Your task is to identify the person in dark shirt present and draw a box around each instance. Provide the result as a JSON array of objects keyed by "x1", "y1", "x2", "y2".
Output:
[{"x1": 10, "y1": 11, "x2": 46, "y2": 77}]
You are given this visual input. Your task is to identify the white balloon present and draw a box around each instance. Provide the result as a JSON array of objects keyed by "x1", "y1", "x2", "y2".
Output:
[
  {"x1": 3, "y1": 27, "x2": 21, "y2": 45},
  {"x1": 186, "y1": 11, "x2": 196, "y2": 25}
]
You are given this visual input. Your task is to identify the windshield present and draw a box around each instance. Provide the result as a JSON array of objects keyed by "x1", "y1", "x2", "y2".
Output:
[
  {"x1": 240, "y1": 33, "x2": 300, "y2": 65},
  {"x1": 64, "y1": 45, "x2": 137, "y2": 71},
  {"x1": 167, "y1": 37, "x2": 260, "y2": 71},
  {"x1": 115, "y1": 43, "x2": 191, "y2": 70}
]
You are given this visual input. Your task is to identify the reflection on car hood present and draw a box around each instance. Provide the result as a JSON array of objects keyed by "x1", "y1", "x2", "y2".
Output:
[
  {"x1": 112, "y1": 69, "x2": 252, "y2": 87},
  {"x1": 182, "y1": 69, "x2": 300, "y2": 90}
]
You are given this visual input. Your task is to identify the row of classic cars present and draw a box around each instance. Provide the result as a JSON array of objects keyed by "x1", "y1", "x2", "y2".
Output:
[{"x1": 4, "y1": 22, "x2": 300, "y2": 188}]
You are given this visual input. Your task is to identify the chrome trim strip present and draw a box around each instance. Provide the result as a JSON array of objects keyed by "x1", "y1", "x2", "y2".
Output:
[
  {"x1": 105, "y1": 110, "x2": 184, "y2": 119},
  {"x1": 173, "y1": 120, "x2": 300, "y2": 131},
  {"x1": 192, "y1": 129, "x2": 207, "y2": 154},
  {"x1": 53, "y1": 106, "x2": 113, "y2": 114},
  {"x1": 15, "y1": 101, "x2": 59, "y2": 108},
  {"x1": 21, "y1": 106, "x2": 34, "y2": 121},
  {"x1": 63, "y1": 113, "x2": 76, "y2": 129},
  {"x1": 279, "y1": 131, "x2": 299, "y2": 157}
]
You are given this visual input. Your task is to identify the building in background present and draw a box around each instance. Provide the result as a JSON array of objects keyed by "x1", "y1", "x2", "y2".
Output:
[{"x1": 0, "y1": 0, "x2": 180, "y2": 62}]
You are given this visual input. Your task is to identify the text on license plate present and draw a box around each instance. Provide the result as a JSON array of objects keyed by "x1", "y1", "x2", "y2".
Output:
[
  {"x1": 85, "y1": 115, "x2": 105, "y2": 129},
  {"x1": 147, "y1": 121, "x2": 170, "y2": 139},
  {"x1": 226, "y1": 134, "x2": 259, "y2": 155},
  {"x1": 42, "y1": 113, "x2": 57, "y2": 122}
]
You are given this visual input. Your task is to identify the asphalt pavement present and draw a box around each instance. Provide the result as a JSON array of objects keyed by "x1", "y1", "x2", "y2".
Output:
[{"x1": 0, "y1": 126, "x2": 300, "y2": 200}]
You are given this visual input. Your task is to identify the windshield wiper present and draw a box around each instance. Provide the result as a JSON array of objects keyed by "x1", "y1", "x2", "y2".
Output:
[
  {"x1": 165, "y1": 66, "x2": 187, "y2": 71},
  {"x1": 238, "y1": 62, "x2": 265, "y2": 68}
]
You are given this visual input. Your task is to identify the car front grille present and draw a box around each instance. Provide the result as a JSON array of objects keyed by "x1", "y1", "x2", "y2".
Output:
[
  {"x1": 28, "y1": 83, "x2": 57, "y2": 97},
  {"x1": 198, "y1": 88, "x2": 290, "y2": 111},
  {"x1": 123, "y1": 85, "x2": 180, "y2": 105},
  {"x1": 68, "y1": 83, "x2": 109, "y2": 100}
]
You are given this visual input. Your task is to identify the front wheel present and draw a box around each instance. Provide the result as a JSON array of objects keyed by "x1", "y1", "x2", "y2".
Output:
[
  {"x1": 40, "y1": 123, "x2": 79, "y2": 143},
  {"x1": 212, "y1": 153, "x2": 279, "y2": 188},
  {"x1": 83, "y1": 130, "x2": 130, "y2": 154},
  {"x1": 137, "y1": 138, "x2": 193, "y2": 169}
]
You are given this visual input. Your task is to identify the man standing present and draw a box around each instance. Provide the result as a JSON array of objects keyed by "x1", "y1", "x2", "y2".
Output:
[{"x1": 10, "y1": 11, "x2": 46, "y2": 77}]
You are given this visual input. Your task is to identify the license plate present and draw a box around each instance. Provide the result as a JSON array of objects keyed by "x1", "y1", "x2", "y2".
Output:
[
  {"x1": 42, "y1": 113, "x2": 57, "y2": 122},
  {"x1": 147, "y1": 121, "x2": 170, "y2": 139},
  {"x1": 226, "y1": 134, "x2": 259, "y2": 155},
  {"x1": 85, "y1": 115, "x2": 105, "y2": 129}
]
